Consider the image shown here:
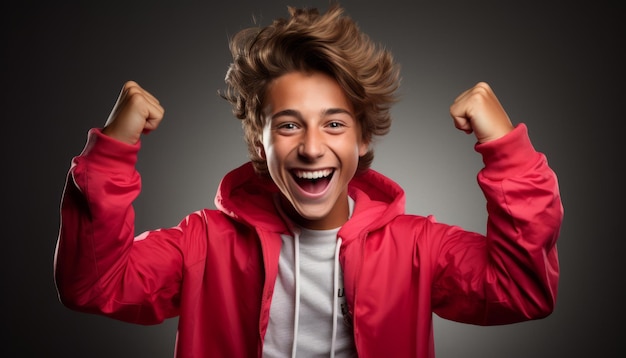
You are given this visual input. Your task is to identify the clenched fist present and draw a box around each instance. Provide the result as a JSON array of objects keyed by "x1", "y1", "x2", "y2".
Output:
[
  {"x1": 450, "y1": 82, "x2": 514, "y2": 143},
  {"x1": 102, "y1": 81, "x2": 165, "y2": 145}
]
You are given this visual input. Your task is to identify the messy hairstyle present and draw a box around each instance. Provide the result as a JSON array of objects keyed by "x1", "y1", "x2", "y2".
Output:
[{"x1": 221, "y1": 3, "x2": 401, "y2": 175}]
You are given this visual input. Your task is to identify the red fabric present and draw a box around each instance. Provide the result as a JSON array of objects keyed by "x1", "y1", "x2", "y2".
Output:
[{"x1": 54, "y1": 124, "x2": 562, "y2": 358}]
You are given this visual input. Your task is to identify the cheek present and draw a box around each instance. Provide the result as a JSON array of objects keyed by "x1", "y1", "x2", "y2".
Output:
[
  {"x1": 336, "y1": 143, "x2": 363, "y2": 173},
  {"x1": 344, "y1": 135, "x2": 367, "y2": 158}
]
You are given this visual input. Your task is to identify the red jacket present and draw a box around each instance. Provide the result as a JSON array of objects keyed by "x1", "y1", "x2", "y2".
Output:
[{"x1": 54, "y1": 123, "x2": 562, "y2": 357}]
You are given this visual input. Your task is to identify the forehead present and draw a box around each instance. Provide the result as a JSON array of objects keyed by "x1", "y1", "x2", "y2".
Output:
[{"x1": 264, "y1": 71, "x2": 354, "y2": 115}]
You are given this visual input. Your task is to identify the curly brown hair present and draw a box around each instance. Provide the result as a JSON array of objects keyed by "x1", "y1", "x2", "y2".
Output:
[{"x1": 221, "y1": 3, "x2": 401, "y2": 175}]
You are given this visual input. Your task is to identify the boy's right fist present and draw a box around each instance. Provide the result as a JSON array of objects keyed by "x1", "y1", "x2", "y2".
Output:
[{"x1": 102, "y1": 81, "x2": 165, "y2": 145}]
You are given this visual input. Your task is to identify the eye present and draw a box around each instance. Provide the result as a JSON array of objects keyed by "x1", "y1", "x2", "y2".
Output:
[
  {"x1": 328, "y1": 121, "x2": 344, "y2": 128},
  {"x1": 325, "y1": 120, "x2": 348, "y2": 133},
  {"x1": 278, "y1": 122, "x2": 297, "y2": 130},
  {"x1": 274, "y1": 121, "x2": 300, "y2": 135}
]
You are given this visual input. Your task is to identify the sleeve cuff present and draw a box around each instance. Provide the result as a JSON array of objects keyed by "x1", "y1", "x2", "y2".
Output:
[
  {"x1": 474, "y1": 123, "x2": 539, "y2": 180},
  {"x1": 79, "y1": 128, "x2": 141, "y2": 173}
]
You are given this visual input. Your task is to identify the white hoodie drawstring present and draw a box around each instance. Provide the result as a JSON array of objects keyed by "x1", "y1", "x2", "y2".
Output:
[
  {"x1": 330, "y1": 237, "x2": 343, "y2": 358},
  {"x1": 291, "y1": 232, "x2": 301, "y2": 358}
]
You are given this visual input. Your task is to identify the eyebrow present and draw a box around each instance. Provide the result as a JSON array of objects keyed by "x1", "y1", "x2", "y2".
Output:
[{"x1": 271, "y1": 108, "x2": 355, "y2": 120}]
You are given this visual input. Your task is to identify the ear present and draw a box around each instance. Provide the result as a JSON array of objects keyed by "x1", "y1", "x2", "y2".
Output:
[
  {"x1": 358, "y1": 140, "x2": 369, "y2": 157},
  {"x1": 256, "y1": 141, "x2": 266, "y2": 160}
]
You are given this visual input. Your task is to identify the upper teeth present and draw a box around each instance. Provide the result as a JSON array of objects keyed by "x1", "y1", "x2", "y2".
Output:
[{"x1": 295, "y1": 169, "x2": 332, "y2": 180}]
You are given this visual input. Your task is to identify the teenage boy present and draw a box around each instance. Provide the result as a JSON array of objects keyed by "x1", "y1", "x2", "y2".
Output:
[{"x1": 54, "y1": 5, "x2": 563, "y2": 357}]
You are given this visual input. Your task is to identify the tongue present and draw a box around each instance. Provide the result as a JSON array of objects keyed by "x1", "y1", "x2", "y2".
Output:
[{"x1": 297, "y1": 177, "x2": 330, "y2": 194}]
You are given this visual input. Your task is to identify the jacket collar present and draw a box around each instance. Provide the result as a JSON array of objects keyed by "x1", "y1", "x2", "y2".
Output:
[{"x1": 215, "y1": 162, "x2": 406, "y2": 238}]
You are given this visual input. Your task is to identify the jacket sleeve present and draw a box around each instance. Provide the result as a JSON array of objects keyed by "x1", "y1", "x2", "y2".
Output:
[
  {"x1": 53, "y1": 128, "x2": 184, "y2": 324},
  {"x1": 430, "y1": 123, "x2": 563, "y2": 325}
]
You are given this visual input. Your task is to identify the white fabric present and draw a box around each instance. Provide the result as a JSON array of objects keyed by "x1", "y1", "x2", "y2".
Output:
[{"x1": 263, "y1": 198, "x2": 356, "y2": 357}]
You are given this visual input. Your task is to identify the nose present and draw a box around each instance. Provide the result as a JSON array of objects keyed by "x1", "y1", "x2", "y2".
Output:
[{"x1": 298, "y1": 128, "x2": 325, "y2": 160}]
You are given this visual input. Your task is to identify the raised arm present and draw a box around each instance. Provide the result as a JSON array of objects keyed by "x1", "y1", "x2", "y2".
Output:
[
  {"x1": 54, "y1": 82, "x2": 183, "y2": 324},
  {"x1": 430, "y1": 82, "x2": 563, "y2": 324}
]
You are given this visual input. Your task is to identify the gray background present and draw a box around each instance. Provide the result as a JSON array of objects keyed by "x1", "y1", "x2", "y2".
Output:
[{"x1": 3, "y1": 0, "x2": 624, "y2": 357}]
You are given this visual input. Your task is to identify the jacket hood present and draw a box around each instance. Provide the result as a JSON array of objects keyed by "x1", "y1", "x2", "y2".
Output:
[{"x1": 215, "y1": 162, "x2": 406, "y2": 238}]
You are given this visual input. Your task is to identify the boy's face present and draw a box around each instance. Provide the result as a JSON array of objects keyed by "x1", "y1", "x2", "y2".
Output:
[{"x1": 260, "y1": 71, "x2": 368, "y2": 230}]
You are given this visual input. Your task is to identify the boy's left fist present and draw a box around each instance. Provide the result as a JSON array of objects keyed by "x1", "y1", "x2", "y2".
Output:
[{"x1": 449, "y1": 82, "x2": 514, "y2": 143}]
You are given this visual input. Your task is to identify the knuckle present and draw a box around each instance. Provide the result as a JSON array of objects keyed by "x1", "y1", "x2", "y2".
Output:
[
  {"x1": 124, "y1": 80, "x2": 139, "y2": 89},
  {"x1": 469, "y1": 82, "x2": 493, "y2": 102},
  {"x1": 127, "y1": 91, "x2": 146, "y2": 104},
  {"x1": 475, "y1": 81, "x2": 490, "y2": 90}
]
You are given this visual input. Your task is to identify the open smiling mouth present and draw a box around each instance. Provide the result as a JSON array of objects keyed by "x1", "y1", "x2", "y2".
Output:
[{"x1": 292, "y1": 169, "x2": 334, "y2": 194}]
